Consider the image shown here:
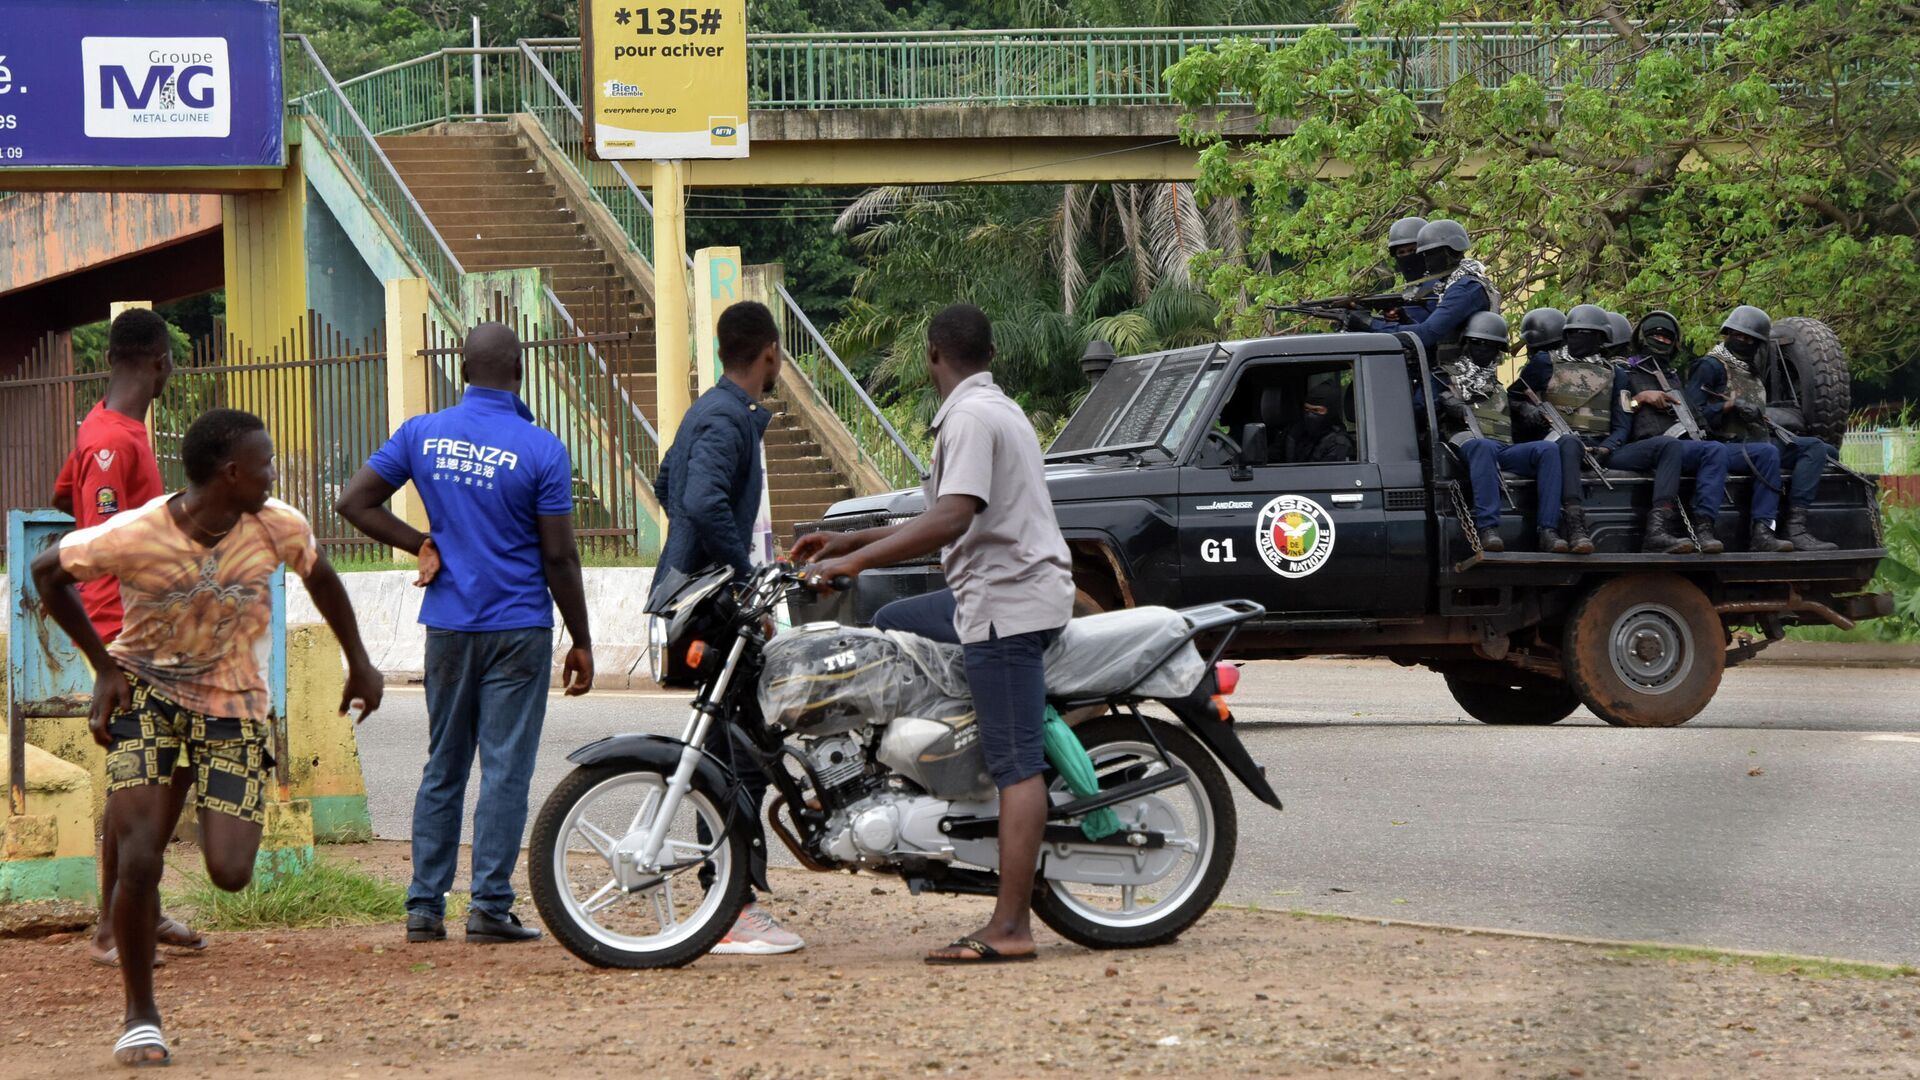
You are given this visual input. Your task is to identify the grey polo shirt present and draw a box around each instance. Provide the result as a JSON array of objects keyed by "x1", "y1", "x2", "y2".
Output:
[{"x1": 926, "y1": 371, "x2": 1074, "y2": 644}]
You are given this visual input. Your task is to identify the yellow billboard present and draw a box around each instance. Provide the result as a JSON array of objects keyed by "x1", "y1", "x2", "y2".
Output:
[{"x1": 583, "y1": 0, "x2": 749, "y2": 160}]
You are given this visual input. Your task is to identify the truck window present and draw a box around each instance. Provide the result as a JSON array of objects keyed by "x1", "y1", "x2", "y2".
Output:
[
  {"x1": 1194, "y1": 359, "x2": 1359, "y2": 467},
  {"x1": 1049, "y1": 346, "x2": 1224, "y2": 461}
]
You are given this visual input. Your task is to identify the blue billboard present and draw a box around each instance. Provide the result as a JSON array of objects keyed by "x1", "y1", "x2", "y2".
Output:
[{"x1": 0, "y1": 0, "x2": 283, "y2": 169}]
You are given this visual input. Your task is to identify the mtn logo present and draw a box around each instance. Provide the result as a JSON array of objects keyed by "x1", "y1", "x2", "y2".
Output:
[{"x1": 82, "y1": 37, "x2": 231, "y2": 139}]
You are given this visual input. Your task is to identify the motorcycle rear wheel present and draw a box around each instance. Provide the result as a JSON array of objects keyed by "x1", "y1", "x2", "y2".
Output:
[
  {"x1": 1032, "y1": 714, "x2": 1238, "y2": 950},
  {"x1": 529, "y1": 763, "x2": 749, "y2": 968}
]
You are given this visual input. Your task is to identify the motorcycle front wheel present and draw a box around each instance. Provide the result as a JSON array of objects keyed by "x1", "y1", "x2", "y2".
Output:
[
  {"x1": 1032, "y1": 714, "x2": 1238, "y2": 950},
  {"x1": 529, "y1": 763, "x2": 749, "y2": 968}
]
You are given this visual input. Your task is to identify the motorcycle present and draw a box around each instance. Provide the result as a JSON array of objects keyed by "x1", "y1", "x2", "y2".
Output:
[{"x1": 528, "y1": 561, "x2": 1282, "y2": 968}]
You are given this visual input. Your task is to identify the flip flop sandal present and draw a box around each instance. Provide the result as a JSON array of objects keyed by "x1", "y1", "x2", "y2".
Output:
[
  {"x1": 155, "y1": 918, "x2": 207, "y2": 951},
  {"x1": 89, "y1": 945, "x2": 167, "y2": 969},
  {"x1": 113, "y1": 1022, "x2": 171, "y2": 1068},
  {"x1": 923, "y1": 936, "x2": 1037, "y2": 966}
]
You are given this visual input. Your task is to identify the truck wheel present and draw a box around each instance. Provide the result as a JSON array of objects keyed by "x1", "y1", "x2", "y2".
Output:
[
  {"x1": 1774, "y1": 316, "x2": 1850, "y2": 447},
  {"x1": 1562, "y1": 574, "x2": 1724, "y2": 728},
  {"x1": 1443, "y1": 669, "x2": 1582, "y2": 725}
]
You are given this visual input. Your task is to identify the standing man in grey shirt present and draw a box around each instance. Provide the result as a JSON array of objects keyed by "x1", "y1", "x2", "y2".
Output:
[{"x1": 792, "y1": 304, "x2": 1074, "y2": 964}]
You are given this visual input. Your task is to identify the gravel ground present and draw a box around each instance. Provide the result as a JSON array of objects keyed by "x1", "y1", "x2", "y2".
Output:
[{"x1": 4, "y1": 842, "x2": 1919, "y2": 1079}]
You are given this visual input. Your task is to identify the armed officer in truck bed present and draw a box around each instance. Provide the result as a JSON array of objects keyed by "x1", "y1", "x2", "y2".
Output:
[
  {"x1": 1597, "y1": 308, "x2": 1733, "y2": 554},
  {"x1": 1431, "y1": 313, "x2": 1592, "y2": 555},
  {"x1": 1685, "y1": 305, "x2": 1841, "y2": 552}
]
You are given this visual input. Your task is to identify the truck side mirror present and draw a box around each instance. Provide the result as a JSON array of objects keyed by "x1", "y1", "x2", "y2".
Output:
[{"x1": 1233, "y1": 422, "x2": 1269, "y2": 480}]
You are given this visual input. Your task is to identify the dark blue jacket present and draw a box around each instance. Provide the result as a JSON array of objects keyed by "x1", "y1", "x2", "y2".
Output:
[
  {"x1": 1684, "y1": 352, "x2": 1736, "y2": 433},
  {"x1": 1515, "y1": 348, "x2": 1556, "y2": 397},
  {"x1": 1408, "y1": 276, "x2": 1489, "y2": 353},
  {"x1": 653, "y1": 378, "x2": 771, "y2": 586}
]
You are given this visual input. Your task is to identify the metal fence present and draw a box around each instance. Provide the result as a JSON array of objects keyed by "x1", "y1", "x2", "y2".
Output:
[
  {"x1": 773, "y1": 284, "x2": 926, "y2": 487},
  {"x1": 0, "y1": 314, "x2": 388, "y2": 562},
  {"x1": 418, "y1": 292, "x2": 658, "y2": 556},
  {"x1": 1843, "y1": 429, "x2": 1920, "y2": 476}
]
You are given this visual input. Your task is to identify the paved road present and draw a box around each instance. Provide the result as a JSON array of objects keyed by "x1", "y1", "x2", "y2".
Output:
[{"x1": 353, "y1": 658, "x2": 1920, "y2": 965}]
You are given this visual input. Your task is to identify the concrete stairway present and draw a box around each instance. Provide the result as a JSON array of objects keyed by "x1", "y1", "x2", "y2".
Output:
[{"x1": 377, "y1": 123, "x2": 855, "y2": 545}]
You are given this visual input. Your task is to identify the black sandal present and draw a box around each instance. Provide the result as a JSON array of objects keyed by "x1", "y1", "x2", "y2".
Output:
[{"x1": 923, "y1": 936, "x2": 1037, "y2": 965}]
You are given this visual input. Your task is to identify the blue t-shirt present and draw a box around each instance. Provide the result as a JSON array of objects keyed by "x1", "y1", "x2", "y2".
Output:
[{"x1": 368, "y1": 387, "x2": 573, "y2": 632}]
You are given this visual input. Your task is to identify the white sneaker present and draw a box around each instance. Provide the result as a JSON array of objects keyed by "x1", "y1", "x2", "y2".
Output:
[{"x1": 710, "y1": 902, "x2": 805, "y2": 955}]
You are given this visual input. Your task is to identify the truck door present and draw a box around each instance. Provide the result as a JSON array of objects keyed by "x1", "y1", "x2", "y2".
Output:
[{"x1": 1176, "y1": 355, "x2": 1398, "y2": 616}]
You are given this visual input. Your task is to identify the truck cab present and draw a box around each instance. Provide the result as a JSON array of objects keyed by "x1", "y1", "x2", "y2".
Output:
[{"x1": 794, "y1": 333, "x2": 1890, "y2": 728}]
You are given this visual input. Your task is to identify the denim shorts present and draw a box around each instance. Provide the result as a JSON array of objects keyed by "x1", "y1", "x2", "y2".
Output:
[{"x1": 873, "y1": 589, "x2": 1063, "y2": 789}]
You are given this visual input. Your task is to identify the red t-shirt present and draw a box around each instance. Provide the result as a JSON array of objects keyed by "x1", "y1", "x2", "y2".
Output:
[{"x1": 52, "y1": 404, "x2": 163, "y2": 643}]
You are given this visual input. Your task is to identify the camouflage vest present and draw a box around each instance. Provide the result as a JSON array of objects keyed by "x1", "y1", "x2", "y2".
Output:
[
  {"x1": 1442, "y1": 361, "x2": 1512, "y2": 443},
  {"x1": 1427, "y1": 260, "x2": 1502, "y2": 369},
  {"x1": 1708, "y1": 343, "x2": 1771, "y2": 442},
  {"x1": 1544, "y1": 350, "x2": 1615, "y2": 437}
]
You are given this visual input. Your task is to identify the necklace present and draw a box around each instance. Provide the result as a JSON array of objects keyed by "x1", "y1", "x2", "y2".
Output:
[{"x1": 179, "y1": 498, "x2": 236, "y2": 543}]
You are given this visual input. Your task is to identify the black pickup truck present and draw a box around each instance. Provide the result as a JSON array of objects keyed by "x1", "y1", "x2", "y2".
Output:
[{"x1": 792, "y1": 332, "x2": 1891, "y2": 728}]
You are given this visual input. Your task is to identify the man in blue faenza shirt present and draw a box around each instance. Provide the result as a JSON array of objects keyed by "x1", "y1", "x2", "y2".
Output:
[{"x1": 337, "y1": 322, "x2": 594, "y2": 945}]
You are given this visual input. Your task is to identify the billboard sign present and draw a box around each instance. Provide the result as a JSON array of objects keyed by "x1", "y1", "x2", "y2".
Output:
[
  {"x1": 583, "y1": 0, "x2": 749, "y2": 160},
  {"x1": 0, "y1": 0, "x2": 284, "y2": 169}
]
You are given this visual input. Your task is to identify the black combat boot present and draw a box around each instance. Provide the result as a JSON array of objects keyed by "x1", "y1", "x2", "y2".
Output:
[
  {"x1": 1784, "y1": 508, "x2": 1838, "y2": 552},
  {"x1": 1693, "y1": 515, "x2": 1726, "y2": 554},
  {"x1": 1641, "y1": 500, "x2": 1694, "y2": 554},
  {"x1": 1560, "y1": 502, "x2": 1595, "y2": 555},
  {"x1": 1537, "y1": 526, "x2": 1571, "y2": 554},
  {"x1": 1750, "y1": 519, "x2": 1795, "y2": 553},
  {"x1": 1479, "y1": 527, "x2": 1505, "y2": 553}
]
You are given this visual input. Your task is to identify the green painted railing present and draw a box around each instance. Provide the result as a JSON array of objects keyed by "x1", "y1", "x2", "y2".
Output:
[
  {"x1": 282, "y1": 35, "x2": 467, "y2": 311},
  {"x1": 517, "y1": 43, "x2": 656, "y2": 264},
  {"x1": 774, "y1": 284, "x2": 927, "y2": 487}
]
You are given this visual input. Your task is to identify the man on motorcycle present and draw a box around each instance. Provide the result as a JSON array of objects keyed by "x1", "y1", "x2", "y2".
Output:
[{"x1": 793, "y1": 303, "x2": 1075, "y2": 964}]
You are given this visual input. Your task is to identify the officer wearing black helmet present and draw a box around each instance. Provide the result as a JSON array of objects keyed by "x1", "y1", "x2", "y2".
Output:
[
  {"x1": 1433, "y1": 312, "x2": 1591, "y2": 554},
  {"x1": 1684, "y1": 305, "x2": 1838, "y2": 551},
  {"x1": 1600, "y1": 311, "x2": 1733, "y2": 554},
  {"x1": 1404, "y1": 220, "x2": 1501, "y2": 357},
  {"x1": 1604, "y1": 312, "x2": 1634, "y2": 361},
  {"x1": 1361, "y1": 215, "x2": 1439, "y2": 331}
]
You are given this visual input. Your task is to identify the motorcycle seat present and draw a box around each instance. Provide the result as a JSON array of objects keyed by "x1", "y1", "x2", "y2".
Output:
[{"x1": 1042, "y1": 606, "x2": 1208, "y2": 701}]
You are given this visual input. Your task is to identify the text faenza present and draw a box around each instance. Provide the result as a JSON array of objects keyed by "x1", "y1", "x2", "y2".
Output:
[{"x1": 421, "y1": 438, "x2": 520, "y2": 470}]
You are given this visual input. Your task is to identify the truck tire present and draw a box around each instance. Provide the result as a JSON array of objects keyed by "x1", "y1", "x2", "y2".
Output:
[
  {"x1": 1443, "y1": 669, "x2": 1582, "y2": 725},
  {"x1": 1774, "y1": 316, "x2": 1849, "y2": 447},
  {"x1": 1562, "y1": 574, "x2": 1724, "y2": 727}
]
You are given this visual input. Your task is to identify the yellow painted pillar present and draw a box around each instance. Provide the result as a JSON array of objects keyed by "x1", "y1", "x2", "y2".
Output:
[
  {"x1": 384, "y1": 277, "x2": 433, "y2": 549},
  {"x1": 692, "y1": 246, "x2": 742, "y2": 394},
  {"x1": 652, "y1": 159, "x2": 693, "y2": 450},
  {"x1": 221, "y1": 146, "x2": 309, "y2": 357}
]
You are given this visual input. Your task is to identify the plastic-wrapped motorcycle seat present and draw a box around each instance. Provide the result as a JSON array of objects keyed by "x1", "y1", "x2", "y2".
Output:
[
  {"x1": 1042, "y1": 606, "x2": 1207, "y2": 700},
  {"x1": 758, "y1": 624, "x2": 932, "y2": 736}
]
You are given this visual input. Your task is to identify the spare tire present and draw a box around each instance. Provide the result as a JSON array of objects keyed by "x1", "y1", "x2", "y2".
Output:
[{"x1": 1773, "y1": 316, "x2": 1849, "y2": 446}]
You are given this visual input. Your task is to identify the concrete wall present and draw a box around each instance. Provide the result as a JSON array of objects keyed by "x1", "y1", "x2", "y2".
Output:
[
  {"x1": 304, "y1": 181, "x2": 387, "y2": 347},
  {"x1": 0, "y1": 192, "x2": 222, "y2": 296},
  {"x1": 284, "y1": 567, "x2": 662, "y2": 689}
]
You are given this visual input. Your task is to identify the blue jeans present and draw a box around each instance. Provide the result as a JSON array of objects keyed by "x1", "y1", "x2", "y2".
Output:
[
  {"x1": 873, "y1": 589, "x2": 1063, "y2": 789},
  {"x1": 1458, "y1": 438, "x2": 1574, "y2": 530},
  {"x1": 1722, "y1": 440, "x2": 1785, "y2": 522},
  {"x1": 408, "y1": 626, "x2": 553, "y2": 920},
  {"x1": 1608, "y1": 437, "x2": 1730, "y2": 517}
]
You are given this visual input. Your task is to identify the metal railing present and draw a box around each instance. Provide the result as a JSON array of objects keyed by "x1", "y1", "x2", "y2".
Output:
[
  {"x1": 1844, "y1": 429, "x2": 1920, "y2": 476},
  {"x1": 283, "y1": 35, "x2": 467, "y2": 310},
  {"x1": 516, "y1": 42, "x2": 656, "y2": 262},
  {"x1": 774, "y1": 284, "x2": 927, "y2": 487}
]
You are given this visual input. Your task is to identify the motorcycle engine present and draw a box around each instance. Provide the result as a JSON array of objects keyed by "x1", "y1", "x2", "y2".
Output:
[
  {"x1": 818, "y1": 790, "x2": 956, "y2": 869},
  {"x1": 804, "y1": 734, "x2": 874, "y2": 804}
]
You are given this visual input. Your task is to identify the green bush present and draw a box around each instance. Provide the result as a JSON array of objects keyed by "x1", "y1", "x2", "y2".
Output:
[{"x1": 1788, "y1": 497, "x2": 1920, "y2": 643}]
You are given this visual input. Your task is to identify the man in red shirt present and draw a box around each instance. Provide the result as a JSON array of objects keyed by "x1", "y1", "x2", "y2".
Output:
[{"x1": 49, "y1": 309, "x2": 201, "y2": 966}]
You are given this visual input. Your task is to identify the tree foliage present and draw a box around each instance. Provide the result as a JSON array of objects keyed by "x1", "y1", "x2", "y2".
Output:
[{"x1": 1169, "y1": 1, "x2": 1920, "y2": 380}]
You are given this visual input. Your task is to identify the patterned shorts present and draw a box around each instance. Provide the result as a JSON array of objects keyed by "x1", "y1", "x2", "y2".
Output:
[{"x1": 104, "y1": 675, "x2": 274, "y2": 826}]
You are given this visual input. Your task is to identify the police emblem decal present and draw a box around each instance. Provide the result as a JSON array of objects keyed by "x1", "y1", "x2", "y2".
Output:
[{"x1": 1254, "y1": 495, "x2": 1335, "y2": 578}]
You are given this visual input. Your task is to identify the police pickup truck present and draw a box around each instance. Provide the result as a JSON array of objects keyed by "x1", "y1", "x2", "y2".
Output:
[{"x1": 791, "y1": 332, "x2": 1891, "y2": 728}]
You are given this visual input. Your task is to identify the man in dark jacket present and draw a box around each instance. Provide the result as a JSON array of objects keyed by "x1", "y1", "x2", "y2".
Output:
[
  {"x1": 648, "y1": 300, "x2": 803, "y2": 955},
  {"x1": 1281, "y1": 379, "x2": 1356, "y2": 463}
]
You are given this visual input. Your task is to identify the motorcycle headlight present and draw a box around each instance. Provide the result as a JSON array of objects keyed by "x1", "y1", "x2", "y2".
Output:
[{"x1": 646, "y1": 614, "x2": 668, "y2": 684}]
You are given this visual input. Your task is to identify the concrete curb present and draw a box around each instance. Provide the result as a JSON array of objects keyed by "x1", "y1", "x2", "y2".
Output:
[
  {"x1": 1743, "y1": 640, "x2": 1920, "y2": 669},
  {"x1": 1240, "y1": 906, "x2": 1918, "y2": 975}
]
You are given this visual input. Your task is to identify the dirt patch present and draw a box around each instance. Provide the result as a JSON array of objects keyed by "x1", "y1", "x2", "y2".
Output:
[{"x1": 4, "y1": 842, "x2": 1918, "y2": 1079}]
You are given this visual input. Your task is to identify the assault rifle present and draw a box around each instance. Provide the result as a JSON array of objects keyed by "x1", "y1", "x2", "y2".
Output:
[
  {"x1": 1636, "y1": 359, "x2": 1706, "y2": 441},
  {"x1": 1272, "y1": 276, "x2": 1441, "y2": 326},
  {"x1": 1434, "y1": 373, "x2": 1516, "y2": 507},
  {"x1": 1702, "y1": 386, "x2": 1877, "y2": 488},
  {"x1": 1515, "y1": 381, "x2": 1614, "y2": 490}
]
